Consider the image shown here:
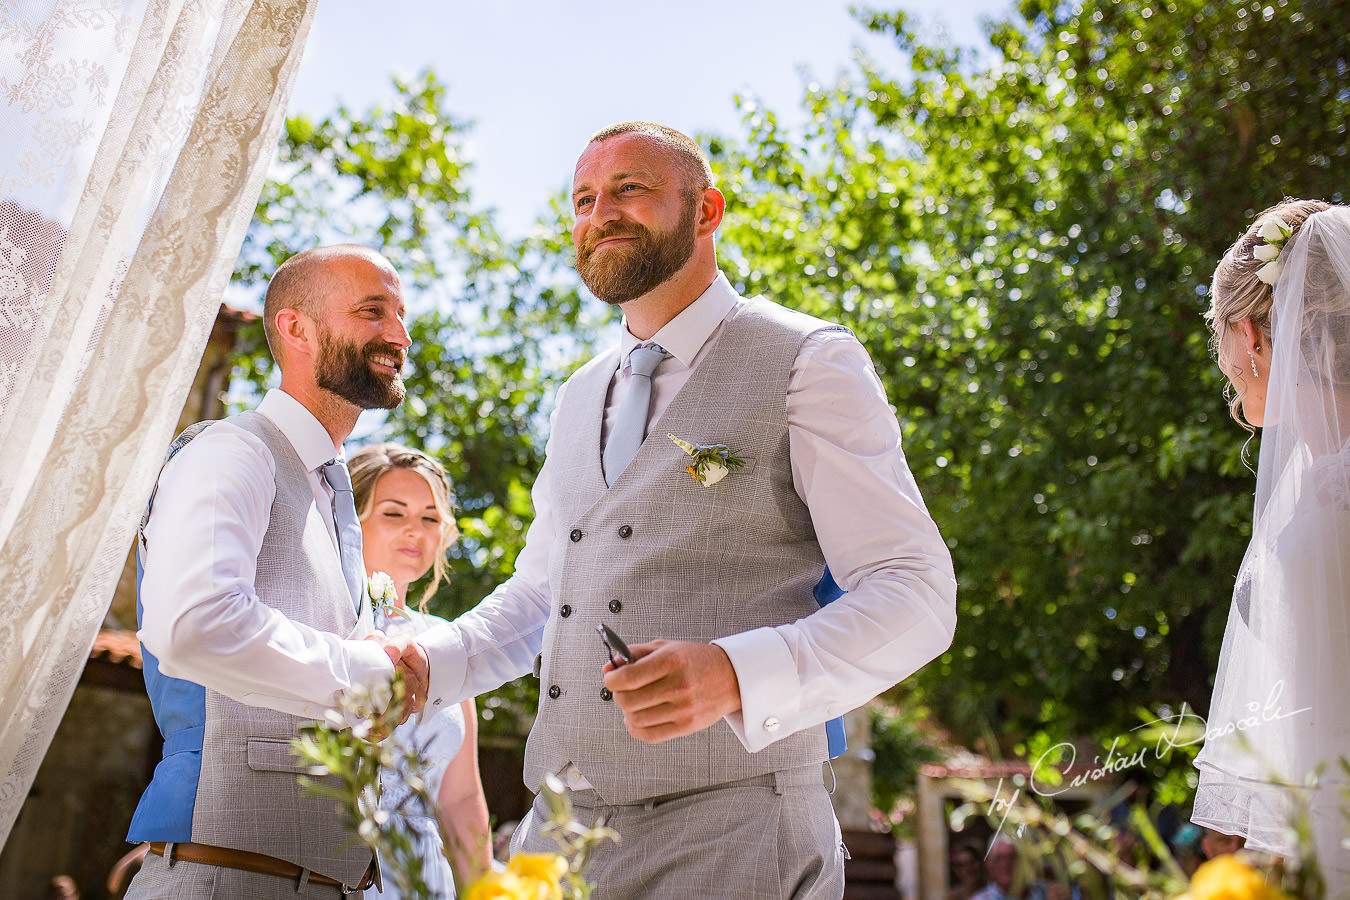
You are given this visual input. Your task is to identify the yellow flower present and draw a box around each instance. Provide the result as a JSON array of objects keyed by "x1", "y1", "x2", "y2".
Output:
[
  {"x1": 507, "y1": 852, "x2": 569, "y2": 886},
  {"x1": 1183, "y1": 856, "x2": 1295, "y2": 900},
  {"x1": 462, "y1": 854, "x2": 567, "y2": 900}
]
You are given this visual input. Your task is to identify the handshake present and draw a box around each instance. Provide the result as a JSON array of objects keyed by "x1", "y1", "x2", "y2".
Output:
[{"x1": 369, "y1": 634, "x2": 431, "y2": 725}]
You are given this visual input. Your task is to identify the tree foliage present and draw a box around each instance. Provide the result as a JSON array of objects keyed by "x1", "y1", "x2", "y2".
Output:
[{"x1": 710, "y1": 0, "x2": 1347, "y2": 762}]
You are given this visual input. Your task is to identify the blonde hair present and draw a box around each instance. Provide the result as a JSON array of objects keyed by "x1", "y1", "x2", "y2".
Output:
[
  {"x1": 349, "y1": 442, "x2": 457, "y2": 610},
  {"x1": 1207, "y1": 198, "x2": 1332, "y2": 429}
]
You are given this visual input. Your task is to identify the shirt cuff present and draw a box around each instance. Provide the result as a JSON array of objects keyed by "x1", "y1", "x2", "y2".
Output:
[
  {"x1": 289, "y1": 639, "x2": 395, "y2": 722},
  {"x1": 419, "y1": 622, "x2": 468, "y2": 720},
  {"x1": 713, "y1": 626, "x2": 801, "y2": 753}
]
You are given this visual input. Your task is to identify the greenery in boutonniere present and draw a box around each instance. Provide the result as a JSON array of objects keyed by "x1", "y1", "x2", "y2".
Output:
[{"x1": 668, "y1": 433, "x2": 746, "y2": 486}]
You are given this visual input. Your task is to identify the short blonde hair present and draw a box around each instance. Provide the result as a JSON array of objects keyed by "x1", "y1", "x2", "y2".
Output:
[
  {"x1": 349, "y1": 442, "x2": 458, "y2": 610},
  {"x1": 1207, "y1": 198, "x2": 1331, "y2": 429}
]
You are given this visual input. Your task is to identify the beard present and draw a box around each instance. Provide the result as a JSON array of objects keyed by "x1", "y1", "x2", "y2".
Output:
[
  {"x1": 315, "y1": 327, "x2": 406, "y2": 410},
  {"x1": 575, "y1": 196, "x2": 699, "y2": 305}
]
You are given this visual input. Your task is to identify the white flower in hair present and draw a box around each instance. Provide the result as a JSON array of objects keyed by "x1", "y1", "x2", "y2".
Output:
[
  {"x1": 1258, "y1": 217, "x2": 1291, "y2": 243},
  {"x1": 1254, "y1": 216, "x2": 1293, "y2": 286},
  {"x1": 1253, "y1": 243, "x2": 1281, "y2": 262}
]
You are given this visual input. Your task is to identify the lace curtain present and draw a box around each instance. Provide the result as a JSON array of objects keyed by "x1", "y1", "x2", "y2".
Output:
[{"x1": 0, "y1": 0, "x2": 316, "y2": 845}]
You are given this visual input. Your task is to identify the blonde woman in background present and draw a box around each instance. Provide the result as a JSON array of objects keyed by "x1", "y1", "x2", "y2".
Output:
[
  {"x1": 351, "y1": 442, "x2": 492, "y2": 898},
  {"x1": 1197, "y1": 199, "x2": 1350, "y2": 892}
]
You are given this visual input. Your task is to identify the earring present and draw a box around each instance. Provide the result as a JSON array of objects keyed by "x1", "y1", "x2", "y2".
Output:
[{"x1": 1249, "y1": 352, "x2": 1259, "y2": 377}]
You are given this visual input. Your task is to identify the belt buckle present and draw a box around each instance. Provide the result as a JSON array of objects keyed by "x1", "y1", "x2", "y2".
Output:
[{"x1": 343, "y1": 857, "x2": 380, "y2": 894}]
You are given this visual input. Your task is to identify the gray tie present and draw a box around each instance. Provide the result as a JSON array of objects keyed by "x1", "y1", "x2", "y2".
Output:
[
  {"x1": 603, "y1": 344, "x2": 667, "y2": 486},
  {"x1": 320, "y1": 459, "x2": 365, "y2": 612}
]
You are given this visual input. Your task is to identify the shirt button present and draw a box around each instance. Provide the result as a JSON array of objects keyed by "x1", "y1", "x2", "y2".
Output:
[
  {"x1": 763, "y1": 716, "x2": 781, "y2": 732},
  {"x1": 608, "y1": 599, "x2": 623, "y2": 614},
  {"x1": 600, "y1": 688, "x2": 613, "y2": 702},
  {"x1": 569, "y1": 529, "x2": 583, "y2": 543},
  {"x1": 560, "y1": 604, "x2": 573, "y2": 618},
  {"x1": 618, "y1": 525, "x2": 632, "y2": 539},
  {"x1": 548, "y1": 685, "x2": 561, "y2": 700}
]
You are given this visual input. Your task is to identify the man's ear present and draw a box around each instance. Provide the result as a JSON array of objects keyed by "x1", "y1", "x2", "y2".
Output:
[
  {"x1": 273, "y1": 307, "x2": 313, "y2": 362},
  {"x1": 696, "y1": 187, "x2": 725, "y2": 239}
]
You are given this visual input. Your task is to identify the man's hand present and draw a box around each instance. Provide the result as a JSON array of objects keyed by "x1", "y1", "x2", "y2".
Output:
[
  {"x1": 602, "y1": 640, "x2": 742, "y2": 743},
  {"x1": 366, "y1": 634, "x2": 430, "y2": 724}
]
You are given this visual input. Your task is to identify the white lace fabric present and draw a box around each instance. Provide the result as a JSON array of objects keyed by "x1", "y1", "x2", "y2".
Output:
[
  {"x1": 0, "y1": 0, "x2": 317, "y2": 846},
  {"x1": 1195, "y1": 208, "x2": 1350, "y2": 890}
]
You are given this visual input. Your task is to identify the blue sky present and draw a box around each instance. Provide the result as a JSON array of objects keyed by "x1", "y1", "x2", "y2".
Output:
[{"x1": 287, "y1": 0, "x2": 1010, "y2": 238}]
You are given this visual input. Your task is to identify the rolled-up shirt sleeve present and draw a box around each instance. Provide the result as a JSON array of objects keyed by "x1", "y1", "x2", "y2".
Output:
[
  {"x1": 138, "y1": 423, "x2": 393, "y2": 720},
  {"x1": 714, "y1": 330, "x2": 957, "y2": 752}
]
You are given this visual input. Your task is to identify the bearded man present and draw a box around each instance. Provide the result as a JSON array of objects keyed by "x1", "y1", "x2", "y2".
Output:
[
  {"x1": 125, "y1": 245, "x2": 418, "y2": 898},
  {"x1": 409, "y1": 123, "x2": 958, "y2": 899}
]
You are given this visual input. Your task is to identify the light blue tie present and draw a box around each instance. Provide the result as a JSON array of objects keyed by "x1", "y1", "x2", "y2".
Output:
[
  {"x1": 320, "y1": 459, "x2": 365, "y2": 613},
  {"x1": 603, "y1": 344, "x2": 667, "y2": 486}
]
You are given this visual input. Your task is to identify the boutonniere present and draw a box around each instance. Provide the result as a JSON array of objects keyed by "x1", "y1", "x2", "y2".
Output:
[
  {"x1": 668, "y1": 433, "x2": 747, "y2": 486},
  {"x1": 366, "y1": 571, "x2": 405, "y2": 619}
]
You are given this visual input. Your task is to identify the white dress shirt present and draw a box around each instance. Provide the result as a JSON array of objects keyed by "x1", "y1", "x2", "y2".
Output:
[
  {"x1": 138, "y1": 388, "x2": 393, "y2": 719},
  {"x1": 423, "y1": 274, "x2": 956, "y2": 751}
]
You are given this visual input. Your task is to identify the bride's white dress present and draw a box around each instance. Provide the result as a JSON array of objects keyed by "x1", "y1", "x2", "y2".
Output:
[
  {"x1": 1194, "y1": 207, "x2": 1350, "y2": 892},
  {"x1": 365, "y1": 608, "x2": 467, "y2": 900}
]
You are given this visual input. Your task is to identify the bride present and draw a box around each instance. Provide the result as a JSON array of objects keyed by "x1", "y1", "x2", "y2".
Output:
[{"x1": 1196, "y1": 199, "x2": 1350, "y2": 891}]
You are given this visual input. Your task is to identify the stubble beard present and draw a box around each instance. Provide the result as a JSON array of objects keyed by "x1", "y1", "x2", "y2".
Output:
[
  {"x1": 314, "y1": 328, "x2": 406, "y2": 410},
  {"x1": 575, "y1": 196, "x2": 699, "y2": 305}
]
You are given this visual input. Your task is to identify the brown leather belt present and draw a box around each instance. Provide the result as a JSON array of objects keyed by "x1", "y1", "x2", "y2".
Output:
[{"x1": 148, "y1": 841, "x2": 375, "y2": 891}]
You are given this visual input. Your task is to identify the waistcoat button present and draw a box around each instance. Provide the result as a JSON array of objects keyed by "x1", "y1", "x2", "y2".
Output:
[
  {"x1": 548, "y1": 684, "x2": 561, "y2": 699},
  {"x1": 600, "y1": 687, "x2": 613, "y2": 702},
  {"x1": 618, "y1": 525, "x2": 632, "y2": 539},
  {"x1": 560, "y1": 604, "x2": 573, "y2": 618},
  {"x1": 569, "y1": 529, "x2": 583, "y2": 542},
  {"x1": 608, "y1": 599, "x2": 622, "y2": 614}
]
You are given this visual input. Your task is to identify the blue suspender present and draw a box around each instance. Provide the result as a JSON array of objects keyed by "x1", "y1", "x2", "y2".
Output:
[{"x1": 813, "y1": 567, "x2": 848, "y2": 758}]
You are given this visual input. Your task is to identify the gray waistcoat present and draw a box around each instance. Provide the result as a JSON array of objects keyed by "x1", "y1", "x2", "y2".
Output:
[
  {"x1": 524, "y1": 297, "x2": 845, "y2": 803},
  {"x1": 188, "y1": 411, "x2": 371, "y2": 884}
]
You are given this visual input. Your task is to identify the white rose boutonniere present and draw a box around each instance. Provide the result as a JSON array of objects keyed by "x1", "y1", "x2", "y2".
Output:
[
  {"x1": 668, "y1": 433, "x2": 747, "y2": 486},
  {"x1": 367, "y1": 571, "x2": 405, "y2": 620},
  {"x1": 1254, "y1": 215, "x2": 1292, "y2": 286}
]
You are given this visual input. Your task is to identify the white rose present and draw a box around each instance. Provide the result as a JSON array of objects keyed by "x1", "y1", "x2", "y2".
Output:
[
  {"x1": 368, "y1": 571, "x2": 396, "y2": 605},
  {"x1": 1253, "y1": 243, "x2": 1281, "y2": 262},
  {"x1": 1258, "y1": 217, "x2": 1290, "y2": 242},
  {"x1": 700, "y1": 462, "x2": 730, "y2": 485},
  {"x1": 1256, "y1": 260, "x2": 1283, "y2": 285}
]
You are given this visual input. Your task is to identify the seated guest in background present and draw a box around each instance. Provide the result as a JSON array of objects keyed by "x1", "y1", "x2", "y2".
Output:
[
  {"x1": 351, "y1": 442, "x2": 492, "y2": 898},
  {"x1": 947, "y1": 841, "x2": 985, "y2": 900}
]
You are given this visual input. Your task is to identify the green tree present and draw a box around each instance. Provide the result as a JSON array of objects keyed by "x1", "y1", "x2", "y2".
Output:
[{"x1": 710, "y1": 0, "x2": 1347, "y2": 765}]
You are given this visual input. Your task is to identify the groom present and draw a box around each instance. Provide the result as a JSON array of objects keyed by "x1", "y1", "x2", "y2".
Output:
[
  {"x1": 411, "y1": 122, "x2": 957, "y2": 898},
  {"x1": 126, "y1": 245, "x2": 417, "y2": 898}
]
